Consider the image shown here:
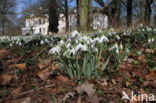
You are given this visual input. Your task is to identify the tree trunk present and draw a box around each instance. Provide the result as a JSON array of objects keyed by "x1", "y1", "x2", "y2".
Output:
[
  {"x1": 144, "y1": 0, "x2": 153, "y2": 25},
  {"x1": 48, "y1": 0, "x2": 59, "y2": 33},
  {"x1": 78, "y1": 0, "x2": 91, "y2": 31},
  {"x1": 76, "y1": 0, "x2": 79, "y2": 30},
  {"x1": 109, "y1": 0, "x2": 120, "y2": 27},
  {"x1": 64, "y1": 0, "x2": 69, "y2": 32},
  {"x1": 127, "y1": 0, "x2": 133, "y2": 27}
]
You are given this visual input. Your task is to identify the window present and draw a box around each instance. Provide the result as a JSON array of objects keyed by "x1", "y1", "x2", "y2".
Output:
[
  {"x1": 39, "y1": 28, "x2": 41, "y2": 33},
  {"x1": 39, "y1": 19, "x2": 42, "y2": 25},
  {"x1": 43, "y1": 28, "x2": 45, "y2": 33}
]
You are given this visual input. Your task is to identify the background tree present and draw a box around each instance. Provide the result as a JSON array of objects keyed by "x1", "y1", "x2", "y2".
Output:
[
  {"x1": 78, "y1": 0, "x2": 91, "y2": 31},
  {"x1": 0, "y1": 0, "x2": 16, "y2": 36},
  {"x1": 48, "y1": 0, "x2": 59, "y2": 33},
  {"x1": 144, "y1": 0, "x2": 154, "y2": 25},
  {"x1": 126, "y1": 0, "x2": 133, "y2": 27}
]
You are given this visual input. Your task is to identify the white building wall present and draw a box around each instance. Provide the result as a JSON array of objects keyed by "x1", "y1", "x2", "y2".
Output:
[{"x1": 22, "y1": 13, "x2": 108, "y2": 35}]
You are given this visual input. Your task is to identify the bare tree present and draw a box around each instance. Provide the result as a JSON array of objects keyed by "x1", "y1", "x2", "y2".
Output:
[
  {"x1": 78, "y1": 0, "x2": 91, "y2": 31},
  {"x1": 0, "y1": 0, "x2": 16, "y2": 36},
  {"x1": 126, "y1": 0, "x2": 133, "y2": 27},
  {"x1": 144, "y1": 0, "x2": 153, "y2": 25},
  {"x1": 48, "y1": 0, "x2": 59, "y2": 33}
]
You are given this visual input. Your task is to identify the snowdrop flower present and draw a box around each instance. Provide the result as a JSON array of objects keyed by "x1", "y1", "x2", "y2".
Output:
[
  {"x1": 151, "y1": 38, "x2": 154, "y2": 42},
  {"x1": 116, "y1": 48, "x2": 119, "y2": 54},
  {"x1": 147, "y1": 27, "x2": 152, "y2": 31},
  {"x1": 49, "y1": 46, "x2": 61, "y2": 55},
  {"x1": 18, "y1": 42, "x2": 22, "y2": 46},
  {"x1": 123, "y1": 32, "x2": 127, "y2": 35},
  {"x1": 60, "y1": 40, "x2": 64, "y2": 44},
  {"x1": 101, "y1": 35, "x2": 109, "y2": 42},
  {"x1": 140, "y1": 24, "x2": 143, "y2": 27},
  {"x1": 120, "y1": 44, "x2": 123, "y2": 50},
  {"x1": 10, "y1": 43, "x2": 13, "y2": 47},
  {"x1": 116, "y1": 35, "x2": 120, "y2": 40},
  {"x1": 66, "y1": 43, "x2": 71, "y2": 48},
  {"x1": 40, "y1": 40, "x2": 44, "y2": 45},
  {"x1": 69, "y1": 48, "x2": 77, "y2": 55},
  {"x1": 92, "y1": 47, "x2": 98, "y2": 52},
  {"x1": 71, "y1": 30, "x2": 81, "y2": 38},
  {"x1": 75, "y1": 43, "x2": 88, "y2": 51},
  {"x1": 89, "y1": 38, "x2": 95, "y2": 44},
  {"x1": 45, "y1": 39, "x2": 50, "y2": 44},
  {"x1": 109, "y1": 43, "x2": 118, "y2": 51},
  {"x1": 108, "y1": 32, "x2": 112, "y2": 36}
]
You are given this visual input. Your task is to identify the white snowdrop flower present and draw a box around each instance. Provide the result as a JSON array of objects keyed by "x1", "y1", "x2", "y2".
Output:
[
  {"x1": 116, "y1": 35, "x2": 120, "y2": 40},
  {"x1": 140, "y1": 24, "x2": 143, "y2": 27},
  {"x1": 49, "y1": 46, "x2": 61, "y2": 55},
  {"x1": 109, "y1": 43, "x2": 118, "y2": 51},
  {"x1": 75, "y1": 39, "x2": 79, "y2": 43},
  {"x1": 45, "y1": 39, "x2": 49, "y2": 43},
  {"x1": 100, "y1": 35, "x2": 109, "y2": 42},
  {"x1": 71, "y1": 30, "x2": 80, "y2": 38},
  {"x1": 89, "y1": 38, "x2": 95, "y2": 43},
  {"x1": 66, "y1": 43, "x2": 71, "y2": 48},
  {"x1": 147, "y1": 27, "x2": 152, "y2": 31},
  {"x1": 124, "y1": 32, "x2": 127, "y2": 35},
  {"x1": 76, "y1": 43, "x2": 88, "y2": 51},
  {"x1": 69, "y1": 48, "x2": 76, "y2": 55},
  {"x1": 120, "y1": 44, "x2": 123, "y2": 50},
  {"x1": 10, "y1": 43, "x2": 13, "y2": 47},
  {"x1": 97, "y1": 37, "x2": 103, "y2": 43},
  {"x1": 19, "y1": 42, "x2": 22, "y2": 46},
  {"x1": 93, "y1": 47, "x2": 98, "y2": 52},
  {"x1": 116, "y1": 48, "x2": 119, "y2": 54},
  {"x1": 59, "y1": 40, "x2": 64, "y2": 45},
  {"x1": 108, "y1": 32, "x2": 112, "y2": 36},
  {"x1": 151, "y1": 38, "x2": 154, "y2": 42},
  {"x1": 40, "y1": 40, "x2": 44, "y2": 45},
  {"x1": 148, "y1": 38, "x2": 151, "y2": 43}
]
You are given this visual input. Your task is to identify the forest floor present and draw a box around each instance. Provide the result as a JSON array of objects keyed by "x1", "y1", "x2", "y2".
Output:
[{"x1": 0, "y1": 46, "x2": 156, "y2": 103}]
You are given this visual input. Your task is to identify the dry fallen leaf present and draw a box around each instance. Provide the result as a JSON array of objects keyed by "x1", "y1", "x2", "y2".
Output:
[
  {"x1": 75, "y1": 82, "x2": 95, "y2": 96},
  {"x1": 112, "y1": 79, "x2": 117, "y2": 85},
  {"x1": 15, "y1": 64, "x2": 26, "y2": 70},
  {"x1": 0, "y1": 74, "x2": 15, "y2": 85},
  {"x1": 62, "y1": 92, "x2": 76, "y2": 102},
  {"x1": 11, "y1": 87, "x2": 22, "y2": 95},
  {"x1": 97, "y1": 78, "x2": 108, "y2": 86},
  {"x1": 138, "y1": 55, "x2": 145, "y2": 61},
  {"x1": 56, "y1": 75, "x2": 75, "y2": 86},
  {"x1": 76, "y1": 96, "x2": 81, "y2": 103},
  {"x1": 86, "y1": 95, "x2": 102, "y2": 103},
  {"x1": 20, "y1": 97, "x2": 31, "y2": 103},
  {"x1": 145, "y1": 49, "x2": 154, "y2": 53},
  {"x1": 49, "y1": 63, "x2": 60, "y2": 70},
  {"x1": 37, "y1": 68, "x2": 51, "y2": 81},
  {"x1": 146, "y1": 71, "x2": 156, "y2": 80}
]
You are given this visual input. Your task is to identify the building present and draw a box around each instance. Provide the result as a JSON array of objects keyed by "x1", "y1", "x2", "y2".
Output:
[
  {"x1": 22, "y1": 14, "x2": 49, "y2": 35},
  {"x1": 22, "y1": 9, "x2": 108, "y2": 35}
]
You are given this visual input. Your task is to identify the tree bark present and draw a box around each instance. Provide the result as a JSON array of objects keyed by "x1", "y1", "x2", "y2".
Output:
[
  {"x1": 127, "y1": 0, "x2": 133, "y2": 27},
  {"x1": 76, "y1": 0, "x2": 79, "y2": 30},
  {"x1": 109, "y1": 0, "x2": 120, "y2": 27},
  {"x1": 78, "y1": 0, "x2": 91, "y2": 31},
  {"x1": 144, "y1": 0, "x2": 153, "y2": 25},
  {"x1": 48, "y1": 0, "x2": 59, "y2": 33},
  {"x1": 64, "y1": 0, "x2": 69, "y2": 32}
]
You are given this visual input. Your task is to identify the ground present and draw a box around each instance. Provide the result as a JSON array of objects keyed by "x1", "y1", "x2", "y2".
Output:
[{"x1": 0, "y1": 46, "x2": 156, "y2": 103}]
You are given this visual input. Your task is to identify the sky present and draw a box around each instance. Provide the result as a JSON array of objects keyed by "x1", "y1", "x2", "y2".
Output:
[
  {"x1": 15, "y1": 0, "x2": 106, "y2": 12},
  {"x1": 15, "y1": 0, "x2": 107, "y2": 18}
]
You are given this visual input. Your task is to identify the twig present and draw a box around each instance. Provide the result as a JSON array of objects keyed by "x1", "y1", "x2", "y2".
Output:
[{"x1": 17, "y1": 84, "x2": 56, "y2": 97}]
